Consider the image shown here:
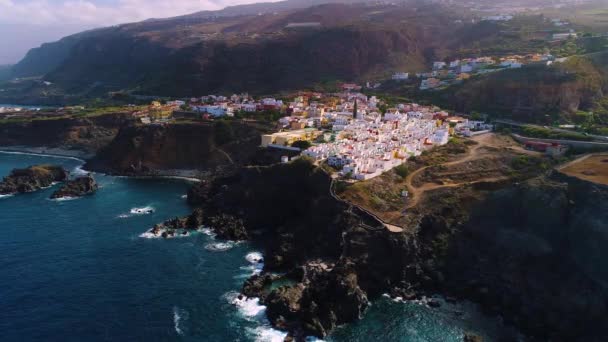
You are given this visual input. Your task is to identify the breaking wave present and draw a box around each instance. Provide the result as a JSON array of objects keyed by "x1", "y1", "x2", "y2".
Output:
[
  {"x1": 50, "y1": 196, "x2": 78, "y2": 202},
  {"x1": 173, "y1": 306, "x2": 188, "y2": 336},
  {"x1": 204, "y1": 242, "x2": 237, "y2": 252},
  {"x1": 130, "y1": 206, "x2": 155, "y2": 215}
]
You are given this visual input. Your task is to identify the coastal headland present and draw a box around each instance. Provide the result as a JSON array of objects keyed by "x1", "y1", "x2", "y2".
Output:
[{"x1": 1, "y1": 104, "x2": 607, "y2": 341}]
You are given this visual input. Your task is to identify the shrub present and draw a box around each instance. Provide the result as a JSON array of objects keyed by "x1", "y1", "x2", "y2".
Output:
[
  {"x1": 291, "y1": 140, "x2": 312, "y2": 150},
  {"x1": 394, "y1": 164, "x2": 410, "y2": 179}
]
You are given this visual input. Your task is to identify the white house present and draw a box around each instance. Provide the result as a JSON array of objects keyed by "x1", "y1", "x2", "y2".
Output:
[
  {"x1": 460, "y1": 64, "x2": 473, "y2": 73},
  {"x1": 392, "y1": 72, "x2": 409, "y2": 81},
  {"x1": 431, "y1": 129, "x2": 449, "y2": 145},
  {"x1": 433, "y1": 61, "x2": 447, "y2": 70}
]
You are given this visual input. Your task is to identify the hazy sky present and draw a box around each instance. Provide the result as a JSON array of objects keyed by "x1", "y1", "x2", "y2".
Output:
[{"x1": 0, "y1": 0, "x2": 277, "y2": 65}]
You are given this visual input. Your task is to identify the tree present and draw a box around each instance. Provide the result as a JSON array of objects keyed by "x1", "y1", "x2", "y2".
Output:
[
  {"x1": 291, "y1": 140, "x2": 312, "y2": 150},
  {"x1": 394, "y1": 164, "x2": 409, "y2": 179}
]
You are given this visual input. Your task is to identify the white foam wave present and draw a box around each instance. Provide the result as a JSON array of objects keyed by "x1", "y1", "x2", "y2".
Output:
[
  {"x1": 139, "y1": 229, "x2": 192, "y2": 239},
  {"x1": 246, "y1": 252, "x2": 264, "y2": 264},
  {"x1": 200, "y1": 227, "x2": 216, "y2": 237},
  {"x1": 0, "y1": 194, "x2": 14, "y2": 199},
  {"x1": 248, "y1": 326, "x2": 289, "y2": 342},
  {"x1": 72, "y1": 166, "x2": 89, "y2": 176},
  {"x1": 204, "y1": 242, "x2": 236, "y2": 252},
  {"x1": 50, "y1": 196, "x2": 78, "y2": 202},
  {"x1": 224, "y1": 290, "x2": 289, "y2": 342},
  {"x1": 139, "y1": 231, "x2": 159, "y2": 239},
  {"x1": 226, "y1": 291, "x2": 266, "y2": 318},
  {"x1": 245, "y1": 252, "x2": 264, "y2": 275},
  {"x1": 173, "y1": 306, "x2": 188, "y2": 336},
  {"x1": 181, "y1": 194, "x2": 187, "y2": 199},
  {"x1": 40, "y1": 182, "x2": 60, "y2": 190},
  {"x1": 117, "y1": 214, "x2": 131, "y2": 219},
  {"x1": 130, "y1": 206, "x2": 155, "y2": 215}
]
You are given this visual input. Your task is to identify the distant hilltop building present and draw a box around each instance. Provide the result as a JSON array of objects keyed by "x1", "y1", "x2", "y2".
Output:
[
  {"x1": 285, "y1": 22, "x2": 322, "y2": 30},
  {"x1": 552, "y1": 32, "x2": 578, "y2": 41},
  {"x1": 482, "y1": 15, "x2": 513, "y2": 22},
  {"x1": 392, "y1": 72, "x2": 409, "y2": 81}
]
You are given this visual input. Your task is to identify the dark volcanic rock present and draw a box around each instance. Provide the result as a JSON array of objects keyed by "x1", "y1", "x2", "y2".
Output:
[
  {"x1": 436, "y1": 176, "x2": 608, "y2": 341},
  {"x1": 264, "y1": 261, "x2": 369, "y2": 338},
  {"x1": 242, "y1": 273, "x2": 278, "y2": 299},
  {"x1": 187, "y1": 182, "x2": 210, "y2": 206},
  {"x1": 463, "y1": 332, "x2": 483, "y2": 342},
  {"x1": 50, "y1": 174, "x2": 98, "y2": 199},
  {"x1": 204, "y1": 214, "x2": 248, "y2": 241},
  {"x1": 0, "y1": 165, "x2": 68, "y2": 195},
  {"x1": 185, "y1": 208, "x2": 205, "y2": 228},
  {"x1": 144, "y1": 208, "x2": 206, "y2": 238}
]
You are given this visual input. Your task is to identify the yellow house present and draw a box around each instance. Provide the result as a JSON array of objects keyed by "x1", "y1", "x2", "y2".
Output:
[{"x1": 261, "y1": 129, "x2": 322, "y2": 147}]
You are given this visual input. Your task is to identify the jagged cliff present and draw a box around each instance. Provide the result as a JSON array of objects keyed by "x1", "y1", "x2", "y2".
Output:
[
  {"x1": 420, "y1": 173, "x2": 608, "y2": 341},
  {"x1": 182, "y1": 159, "x2": 607, "y2": 340},
  {"x1": 84, "y1": 121, "x2": 267, "y2": 175}
]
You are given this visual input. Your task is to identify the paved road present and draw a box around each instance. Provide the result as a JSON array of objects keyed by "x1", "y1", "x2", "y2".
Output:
[{"x1": 494, "y1": 119, "x2": 608, "y2": 142}]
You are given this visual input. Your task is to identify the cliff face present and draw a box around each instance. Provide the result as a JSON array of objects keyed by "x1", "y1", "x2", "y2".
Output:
[
  {"x1": 8, "y1": 3, "x2": 461, "y2": 96},
  {"x1": 429, "y1": 174, "x2": 608, "y2": 341},
  {"x1": 0, "y1": 113, "x2": 135, "y2": 153},
  {"x1": 85, "y1": 121, "x2": 265, "y2": 174},
  {"x1": 192, "y1": 159, "x2": 608, "y2": 340}
]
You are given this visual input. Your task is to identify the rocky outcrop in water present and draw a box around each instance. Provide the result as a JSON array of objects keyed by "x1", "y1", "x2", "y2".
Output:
[
  {"x1": 145, "y1": 208, "x2": 205, "y2": 238},
  {"x1": 50, "y1": 175, "x2": 98, "y2": 199},
  {"x1": 0, "y1": 165, "x2": 68, "y2": 195}
]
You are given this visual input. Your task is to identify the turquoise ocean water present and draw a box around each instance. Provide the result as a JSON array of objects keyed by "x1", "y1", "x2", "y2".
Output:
[{"x1": 0, "y1": 152, "x2": 514, "y2": 341}]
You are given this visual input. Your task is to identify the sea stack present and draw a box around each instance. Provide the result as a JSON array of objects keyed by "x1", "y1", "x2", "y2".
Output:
[
  {"x1": 0, "y1": 165, "x2": 68, "y2": 195},
  {"x1": 50, "y1": 175, "x2": 99, "y2": 199}
]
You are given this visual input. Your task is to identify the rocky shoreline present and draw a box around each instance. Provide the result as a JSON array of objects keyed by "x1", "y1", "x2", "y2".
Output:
[{"x1": 155, "y1": 158, "x2": 608, "y2": 341}]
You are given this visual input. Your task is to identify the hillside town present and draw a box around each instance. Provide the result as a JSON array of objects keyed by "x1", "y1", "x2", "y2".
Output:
[
  {"x1": 123, "y1": 90, "x2": 490, "y2": 181},
  {"x1": 389, "y1": 53, "x2": 567, "y2": 91}
]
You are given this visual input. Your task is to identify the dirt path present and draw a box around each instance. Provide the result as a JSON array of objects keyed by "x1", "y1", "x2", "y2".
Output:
[
  {"x1": 404, "y1": 134, "x2": 537, "y2": 208},
  {"x1": 404, "y1": 142, "x2": 484, "y2": 208}
]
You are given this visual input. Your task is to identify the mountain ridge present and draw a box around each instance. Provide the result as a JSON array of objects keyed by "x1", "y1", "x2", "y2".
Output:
[{"x1": 7, "y1": 1, "x2": 464, "y2": 96}]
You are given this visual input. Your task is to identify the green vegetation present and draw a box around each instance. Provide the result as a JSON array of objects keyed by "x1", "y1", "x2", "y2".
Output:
[
  {"x1": 291, "y1": 140, "x2": 312, "y2": 150},
  {"x1": 522, "y1": 126, "x2": 593, "y2": 141},
  {"x1": 511, "y1": 155, "x2": 531, "y2": 170},
  {"x1": 233, "y1": 109, "x2": 283, "y2": 123},
  {"x1": 394, "y1": 164, "x2": 410, "y2": 179}
]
